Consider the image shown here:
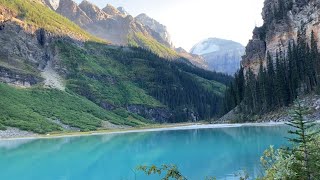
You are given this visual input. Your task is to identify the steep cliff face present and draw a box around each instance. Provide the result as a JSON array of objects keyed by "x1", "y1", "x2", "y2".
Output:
[
  {"x1": 0, "y1": 13, "x2": 58, "y2": 88},
  {"x1": 243, "y1": 0, "x2": 320, "y2": 73}
]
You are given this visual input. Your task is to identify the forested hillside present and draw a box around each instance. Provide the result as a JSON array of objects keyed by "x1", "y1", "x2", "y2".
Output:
[
  {"x1": 57, "y1": 41, "x2": 232, "y2": 122},
  {"x1": 223, "y1": 30, "x2": 320, "y2": 119}
]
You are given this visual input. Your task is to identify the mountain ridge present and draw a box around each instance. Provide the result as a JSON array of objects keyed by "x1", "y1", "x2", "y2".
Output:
[{"x1": 43, "y1": 0, "x2": 207, "y2": 67}]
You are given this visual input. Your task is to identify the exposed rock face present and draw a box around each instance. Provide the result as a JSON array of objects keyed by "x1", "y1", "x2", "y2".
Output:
[
  {"x1": 136, "y1": 13, "x2": 173, "y2": 48},
  {"x1": 0, "y1": 66, "x2": 41, "y2": 87},
  {"x1": 242, "y1": 27, "x2": 267, "y2": 73},
  {"x1": 190, "y1": 38, "x2": 245, "y2": 75},
  {"x1": 127, "y1": 105, "x2": 172, "y2": 123},
  {"x1": 0, "y1": 20, "x2": 63, "y2": 89},
  {"x1": 243, "y1": 0, "x2": 320, "y2": 73}
]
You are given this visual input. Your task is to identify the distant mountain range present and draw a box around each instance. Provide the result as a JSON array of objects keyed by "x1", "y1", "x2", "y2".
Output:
[
  {"x1": 190, "y1": 38, "x2": 245, "y2": 75},
  {"x1": 41, "y1": 0, "x2": 207, "y2": 67}
]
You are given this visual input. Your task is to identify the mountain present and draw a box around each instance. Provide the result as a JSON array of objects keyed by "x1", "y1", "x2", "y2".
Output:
[
  {"x1": 190, "y1": 38, "x2": 245, "y2": 75},
  {"x1": 0, "y1": 0, "x2": 232, "y2": 134},
  {"x1": 42, "y1": 0, "x2": 177, "y2": 58}
]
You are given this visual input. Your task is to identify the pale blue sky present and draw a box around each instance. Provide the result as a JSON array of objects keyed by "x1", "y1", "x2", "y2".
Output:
[{"x1": 74, "y1": 0, "x2": 265, "y2": 50}]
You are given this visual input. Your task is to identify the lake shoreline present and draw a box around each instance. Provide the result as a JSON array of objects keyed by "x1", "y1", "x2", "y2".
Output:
[{"x1": 0, "y1": 121, "x2": 287, "y2": 141}]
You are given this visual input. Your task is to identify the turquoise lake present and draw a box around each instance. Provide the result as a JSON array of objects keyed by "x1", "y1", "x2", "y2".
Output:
[{"x1": 0, "y1": 125, "x2": 290, "y2": 180}]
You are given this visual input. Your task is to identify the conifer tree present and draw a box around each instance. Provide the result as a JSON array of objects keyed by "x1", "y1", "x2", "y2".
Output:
[{"x1": 286, "y1": 101, "x2": 319, "y2": 180}]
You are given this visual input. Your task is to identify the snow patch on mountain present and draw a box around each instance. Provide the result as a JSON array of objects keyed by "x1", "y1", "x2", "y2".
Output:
[
  {"x1": 44, "y1": 0, "x2": 60, "y2": 10},
  {"x1": 191, "y1": 40, "x2": 220, "y2": 55}
]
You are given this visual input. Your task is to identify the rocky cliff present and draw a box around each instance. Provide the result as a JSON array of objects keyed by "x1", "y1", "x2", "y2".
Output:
[
  {"x1": 243, "y1": 0, "x2": 320, "y2": 73},
  {"x1": 190, "y1": 38, "x2": 245, "y2": 75},
  {"x1": 0, "y1": 5, "x2": 62, "y2": 88}
]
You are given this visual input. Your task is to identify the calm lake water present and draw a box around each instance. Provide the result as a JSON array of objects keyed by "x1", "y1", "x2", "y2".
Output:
[{"x1": 0, "y1": 125, "x2": 290, "y2": 180}]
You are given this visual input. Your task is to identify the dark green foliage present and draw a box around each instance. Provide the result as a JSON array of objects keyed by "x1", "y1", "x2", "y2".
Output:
[
  {"x1": 57, "y1": 41, "x2": 232, "y2": 122},
  {"x1": 223, "y1": 66, "x2": 245, "y2": 113},
  {"x1": 223, "y1": 30, "x2": 320, "y2": 119},
  {"x1": 286, "y1": 102, "x2": 320, "y2": 180},
  {"x1": 0, "y1": 123, "x2": 6, "y2": 131},
  {"x1": 137, "y1": 164, "x2": 248, "y2": 180}
]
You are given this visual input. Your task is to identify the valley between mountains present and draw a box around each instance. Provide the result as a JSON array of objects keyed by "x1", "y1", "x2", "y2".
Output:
[{"x1": 1, "y1": 0, "x2": 320, "y2": 139}]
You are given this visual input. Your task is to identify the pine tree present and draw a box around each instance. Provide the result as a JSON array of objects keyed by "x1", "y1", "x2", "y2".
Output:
[
  {"x1": 286, "y1": 101, "x2": 319, "y2": 180},
  {"x1": 310, "y1": 31, "x2": 319, "y2": 86},
  {"x1": 288, "y1": 41, "x2": 299, "y2": 101},
  {"x1": 266, "y1": 52, "x2": 275, "y2": 109}
]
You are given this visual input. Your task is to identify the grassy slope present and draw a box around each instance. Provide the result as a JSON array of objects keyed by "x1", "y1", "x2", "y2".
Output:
[
  {"x1": 0, "y1": 0, "x2": 102, "y2": 42},
  {"x1": 128, "y1": 32, "x2": 178, "y2": 59},
  {"x1": 0, "y1": 83, "x2": 148, "y2": 133}
]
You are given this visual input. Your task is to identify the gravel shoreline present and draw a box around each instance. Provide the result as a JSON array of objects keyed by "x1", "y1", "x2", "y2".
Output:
[
  {"x1": 0, "y1": 127, "x2": 36, "y2": 139},
  {"x1": 0, "y1": 122, "x2": 287, "y2": 141}
]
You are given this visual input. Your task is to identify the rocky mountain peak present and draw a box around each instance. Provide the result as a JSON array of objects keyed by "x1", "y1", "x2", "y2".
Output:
[
  {"x1": 102, "y1": 4, "x2": 121, "y2": 16},
  {"x1": 79, "y1": 0, "x2": 109, "y2": 21},
  {"x1": 117, "y1": 7, "x2": 129, "y2": 16},
  {"x1": 135, "y1": 13, "x2": 172, "y2": 47},
  {"x1": 55, "y1": 0, "x2": 92, "y2": 26}
]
